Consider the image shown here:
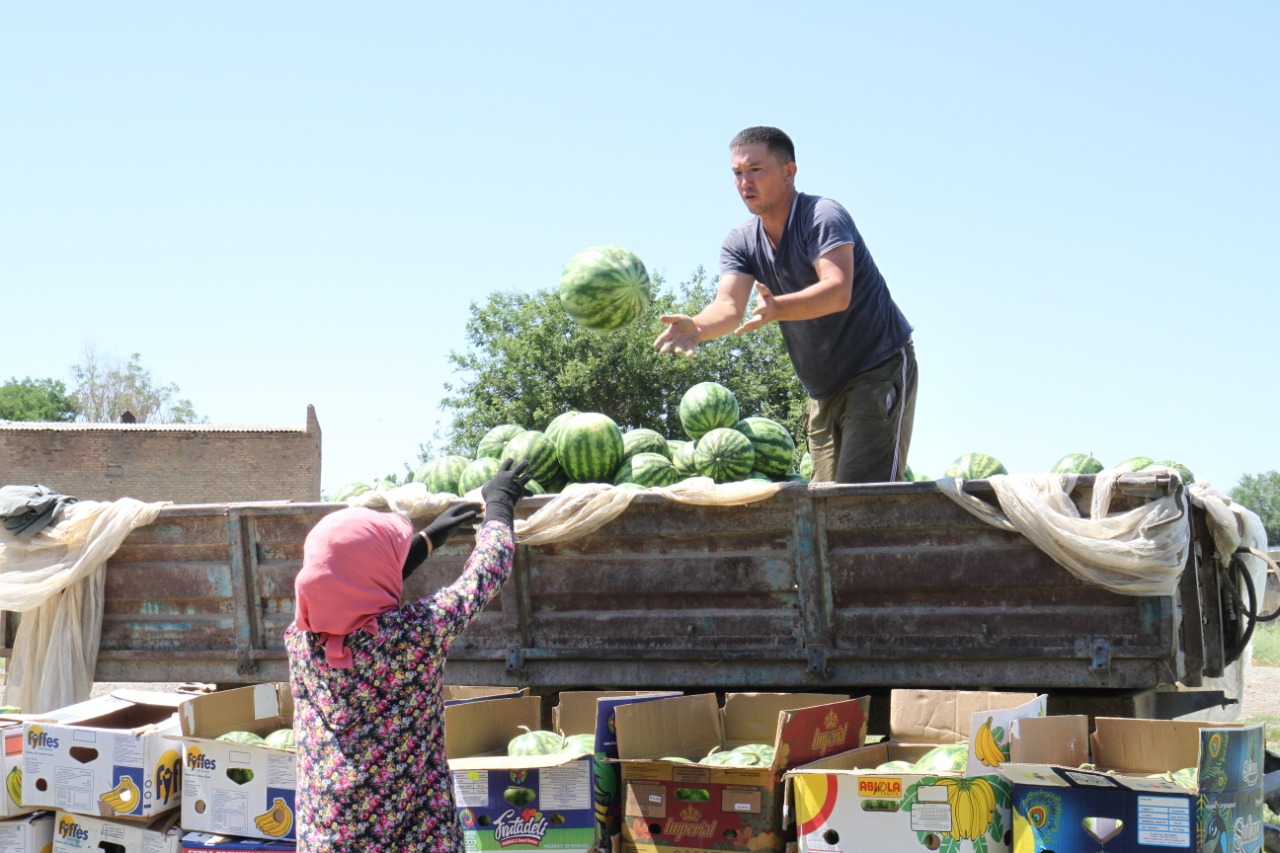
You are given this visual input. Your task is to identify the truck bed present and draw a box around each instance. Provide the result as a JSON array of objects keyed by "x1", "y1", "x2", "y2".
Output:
[{"x1": 43, "y1": 474, "x2": 1225, "y2": 702}]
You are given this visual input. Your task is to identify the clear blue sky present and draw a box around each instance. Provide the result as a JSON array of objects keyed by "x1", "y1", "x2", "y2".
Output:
[{"x1": 3, "y1": 2, "x2": 1276, "y2": 497}]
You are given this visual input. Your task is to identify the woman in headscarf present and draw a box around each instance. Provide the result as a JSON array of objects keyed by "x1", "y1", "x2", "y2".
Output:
[{"x1": 286, "y1": 459, "x2": 532, "y2": 852}]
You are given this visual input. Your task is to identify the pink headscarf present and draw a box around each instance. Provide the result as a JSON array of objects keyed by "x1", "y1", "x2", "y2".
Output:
[{"x1": 294, "y1": 506, "x2": 413, "y2": 669}]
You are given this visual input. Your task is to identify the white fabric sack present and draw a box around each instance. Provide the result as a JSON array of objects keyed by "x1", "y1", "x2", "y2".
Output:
[
  {"x1": 936, "y1": 470, "x2": 1190, "y2": 595},
  {"x1": 0, "y1": 498, "x2": 167, "y2": 714}
]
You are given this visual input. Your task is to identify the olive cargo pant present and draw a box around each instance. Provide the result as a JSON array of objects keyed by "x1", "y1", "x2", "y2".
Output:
[{"x1": 806, "y1": 342, "x2": 918, "y2": 484}]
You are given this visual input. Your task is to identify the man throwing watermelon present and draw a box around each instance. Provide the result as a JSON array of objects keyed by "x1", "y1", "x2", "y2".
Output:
[{"x1": 654, "y1": 126, "x2": 916, "y2": 484}]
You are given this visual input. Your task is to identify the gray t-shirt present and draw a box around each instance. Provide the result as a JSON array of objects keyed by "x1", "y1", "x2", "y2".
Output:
[{"x1": 720, "y1": 192, "x2": 913, "y2": 399}]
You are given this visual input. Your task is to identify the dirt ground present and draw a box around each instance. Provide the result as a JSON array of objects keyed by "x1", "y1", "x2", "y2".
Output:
[{"x1": 1241, "y1": 664, "x2": 1280, "y2": 721}]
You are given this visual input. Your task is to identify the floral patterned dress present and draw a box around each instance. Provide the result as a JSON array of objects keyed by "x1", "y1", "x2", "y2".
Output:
[{"x1": 285, "y1": 520, "x2": 515, "y2": 852}]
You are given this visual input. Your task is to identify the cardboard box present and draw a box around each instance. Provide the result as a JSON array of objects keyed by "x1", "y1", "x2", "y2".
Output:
[
  {"x1": 1002, "y1": 716, "x2": 1265, "y2": 852},
  {"x1": 180, "y1": 830, "x2": 295, "y2": 851},
  {"x1": 0, "y1": 718, "x2": 36, "y2": 820},
  {"x1": 50, "y1": 809, "x2": 181, "y2": 853},
  {"x1": 0, "y1": 811, "x2": 53, "y2": 852},
  {"x1": 442, "y1": 686, "x2": 528, "y2": 706},
  {"x1": 615, "y1": 692, "x2": 865, "y2": 853},
  {"x1": 178, "y1": 685, "x2": 295, "y2": 843},
  {"x1": 21, "y1": 690, "x2": 188, "y2": 820},
  {"x1": 551, "y1": 691, "x2": 681, "y2": 848},
  {"x1": 448, "y1": 694, "x2": 602, "y2": 851},
  {"x1": 786, "y1": 689, "x2": 1045, "y2": 853}
]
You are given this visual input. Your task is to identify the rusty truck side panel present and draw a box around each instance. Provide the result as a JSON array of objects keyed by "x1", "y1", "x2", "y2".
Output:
[{"x1": 67, "y1": 475, "x2": 1222, "y2": 696}]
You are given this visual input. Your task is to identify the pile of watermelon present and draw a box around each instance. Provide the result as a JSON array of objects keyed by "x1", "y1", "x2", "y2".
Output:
[{"x1": 396, "y1": 381, "x2": 807, "y2": 498}]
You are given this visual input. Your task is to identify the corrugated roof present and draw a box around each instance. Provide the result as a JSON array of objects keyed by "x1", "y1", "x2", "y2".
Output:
[{"x1": 0, "y1": 421, "x2": 308, "y2": 433}]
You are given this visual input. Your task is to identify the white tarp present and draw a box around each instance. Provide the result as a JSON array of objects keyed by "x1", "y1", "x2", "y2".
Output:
[{"x1": 0, "y1": 498, "x2": 167, "y2": 713}]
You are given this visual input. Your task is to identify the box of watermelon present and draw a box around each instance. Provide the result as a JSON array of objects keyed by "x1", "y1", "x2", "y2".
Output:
[
  {"x1": 613, "y1": 692, "x2": 866, "y2": 853},
  {"x1": 177, "y1": 683, "x2": 297, "y2": 843},
  {"x1": 785, "y1": 689, "x2": 1044, "y2": 853},
  {"x1": 448, "y1": 694, "x2": 606, "y2": 851}
]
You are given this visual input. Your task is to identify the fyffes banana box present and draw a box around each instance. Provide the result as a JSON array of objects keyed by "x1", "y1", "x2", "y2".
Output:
[
  {"x1": 50, "y1": 809, "x2": 181, "y2": 853},
  {"x1": 0, "y1": 809, "x2": 53, "y2": 852},
  {"x1": 19, "y1": 691, "x2": 188, "y2": 820},
  {"x1": 0, "y1": 716, "x2": 38, "y2": 819},
  {"x1": 177, "y1": 684, "x2": 296, "y2": 844}
]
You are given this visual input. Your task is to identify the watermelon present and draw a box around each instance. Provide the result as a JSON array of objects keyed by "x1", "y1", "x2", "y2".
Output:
[
  {"x1": 563, "y1": 733, "x2": 596, "y2": 755},
  {"x1": 694, "y1": 428, "x2": 755, "y2": 483},
  {"x1": 558, "y1": 245, "x2": 653, "y2": 331},
  {"x1": 679, "y1": 382, "x2": 740, "y2": 440},
  {"x1": 1112, "y1": 455, "x2": 1154, "y2": 473},
  {"x1": 1051, "y1": 453, "x2": 1103, "y2": 475},
  {"x1": 903, "y1": 465, "x2": 929, "y2": 482},
  {"x1": 524, "y1": 478, "x2": 546, "y2": 495},
  {"x1": 799, "y1": 451, "x2": 813, "y2": 481},
  {"x1": 672, "y1": 442, "x2": 699, "y2": 478},
  {"x1": 457, "y1": 457, "x2": 502, "y2": 495},
  {"x1": 667, "y1": 438, "x2": 690, "y2": 458},
  {"x1": 543, "y1": 410, "x2": 580, "y2": 447},
  {"x1": 501, "y1": 430, "x2": 562, "y2": 487},
  {"x1": 330, "y1": 482, "x2": 371, "y2": 503},
  {"x1": 264, "y1": 728, "x2": 295, "y2": 751},
  {"x1": 217, "y1": 730, "x2": 265, "y2": 745},
  {"x1": 615, "y1": 482, "x2": 646, "y2": 491},
  {"x1": 622, "y1": 428, "x2": 671, "y2": 461},
  {"x1": 913, "y1": 743, "x2": 969, "y2": 772},
  {"x1": 614, "y1": 452, "x2": 680, "y2": 488},
  {"x1": 734, "y1": 417, "x2": 795, "y2": 478},
  {"x1": 414, "y1": 455, "x2": 471, "y2": 495},
  {"x1": 555, "y1": 412, "x2": 624, "y2": 483},
  {"x1": 1145, "y1": 460, "x2": 1196, "y2": 486},
  {"x1": 476, "y1": 424, "x2": 525, "y2": 459},
  {"x1": 508, "y1": 726, "x2": 567, "y2": 757},
  {"x1": 944, "y1": 453, "x2": 1007, "y2": 479}
]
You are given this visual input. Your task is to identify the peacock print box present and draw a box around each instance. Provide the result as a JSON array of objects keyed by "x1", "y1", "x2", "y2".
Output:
[{"x1": 1003, "y1": 717, "x2": 1264, "y2": 852}]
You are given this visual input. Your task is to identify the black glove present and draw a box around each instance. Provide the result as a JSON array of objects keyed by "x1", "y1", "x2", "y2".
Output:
[
  {"x1": 423, "y1": 501, "x2": 482, "y2": 551},
  {"x1": 482, "y1": 459, "x2": 533, "y2": 527}
]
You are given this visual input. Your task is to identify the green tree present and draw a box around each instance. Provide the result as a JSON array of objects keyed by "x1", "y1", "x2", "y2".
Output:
[
  {"x1": 432, "y1": 268, "x2": 807, "y2": 463},
  {"x1": 0, "y1": 377, "x2": 77, "y2": 421},
  {"x1": 1230, "y1": 471, "x2": 1280, "y2": 545},
  {"x1": 70, "y1": 347, "x2": 205, "y2": 424}
]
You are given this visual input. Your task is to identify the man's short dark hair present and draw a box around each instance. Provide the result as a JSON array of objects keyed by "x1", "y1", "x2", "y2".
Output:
[{"x1": 730, "y1": 126, "x2": 795, "y2": 165}]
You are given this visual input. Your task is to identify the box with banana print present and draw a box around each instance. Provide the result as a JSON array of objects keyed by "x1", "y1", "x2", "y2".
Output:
[
  {"x1": 19, "y1": 690, "x2": 188, "y2": 821},
  {"x1": 50, "y1": 808, "x2": 182, "y2": 852},
  {"x1": 785, "y1": 690, "x2": 1046, "y2": 853},
  {"x1": 0, "y1": 717, "x2": 38, "y2": 819},
  {"x1": 177, "y1": 685, "x2": 296, "y2": 844}
]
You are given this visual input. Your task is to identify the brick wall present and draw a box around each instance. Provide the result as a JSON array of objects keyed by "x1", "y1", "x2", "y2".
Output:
[{"x1": 0, "y1": 406, "x2": 322, "y2": 504}]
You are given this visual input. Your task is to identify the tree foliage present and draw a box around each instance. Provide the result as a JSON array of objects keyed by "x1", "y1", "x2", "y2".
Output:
[
  {"x1": 0, "y1": 377, "x2": 77, "y2": 422},
  {"x1": 432, "y1": 268, "x2": 807, "y2": 463},
  {"x1": 1230, "y1": 470, "x2": 1280, "y2": 546},
  {"x1": 70, "y1": 347, "x2": 204, "y2": 424}
]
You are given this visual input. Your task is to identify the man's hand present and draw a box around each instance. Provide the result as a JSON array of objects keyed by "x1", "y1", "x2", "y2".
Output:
[
  {"x1": 654, "y1": 314, "x2": 702, "y2": 357},
  {"x1": 734, "y1": 283, "x2": 777, "y2": 334}
]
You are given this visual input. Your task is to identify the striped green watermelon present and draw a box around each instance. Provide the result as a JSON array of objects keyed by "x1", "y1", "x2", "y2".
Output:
[
  {"x1": 544, "y1": 410, "x2": 581, "y2": 447},
  {"x1": 330, "y1": 482, "x2": 372, "y2": 503},
  {"x1": 614, "y1": 452, "x2": 680, "y2": 488},
  {"x1": 1145, "y1": 460, "x2": 1195, "y2": 486},
  {"x1": 217, "y1": 730, "x2": 266, "y2": 745},
  {"x1": 559, "y1": 245, "x2": 653, "y2": 331},
  {"x1": 507, "y1": 726, "x2": 568, "y2": 757},
  {"x1": 501, "y1": 429, "x2": 562, "y2": 487},
  {"x1": 264, "y1": 728, "x2": 295, "y2": 751},
  {"x1": 555, "y1": 412, "x2": 625, "y2": 483},
  {"x1": 667, "y1": 438, "x2": 689, "y2": 457},
  {"x1": 524, "y1": 478, "x2": 546, "y2": 495},
  {"x1": 476, "y1": 424, "x2": 525, "y2": 459},
  {"x1": 783, "y1": 472, "x2": 808, "y2": 483},
  {"x1": 1051, "y1": 453, "x2": 1103, "y2": 475},
  {"x1": 800, "y1": 452, "x2": 813, "y2": 481},
  {"x1": 944, "y1": 453, "x2": 1008, "y2": 479},
  {"x1": 622, "y1": 428, "x2": 671, "y2": 461},
  {"x1": 672, "y1": 441, "x2": 699, "y2": 478},
  {"x1": 615, "y1": 481, "x2": 646, "y2": 491},
  {"x1": 694, "y1": 428, "x2": 755, "y2": 483},
  {"x1": 542, "y1": 469, "x2": 571, "y2": 494},
  {"x1": 413, "y1": 455, "x2": 471, "y2": 495},
  {"x1": 903, "y1": 465, "x2": 929, "y2": 482},
  {"x1": 733, "y1": 417, "x2": 795, "y2": 478},
  {"x1": 747, "y1": 471, "x2": 772, "y2": 482},
  {"x1": 457, "y1": 457, "x2": 502, "y2": 495},
  {"x1": 679, "y1": 382, "x2": 740, "y2": 440},
  {"x1": 1111, "y1": 455, "x2": 1154, "y2": 473}
]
